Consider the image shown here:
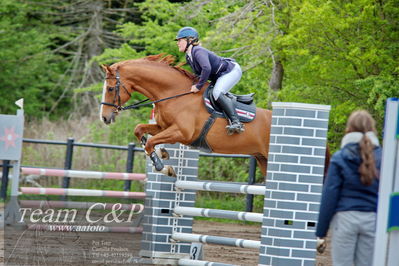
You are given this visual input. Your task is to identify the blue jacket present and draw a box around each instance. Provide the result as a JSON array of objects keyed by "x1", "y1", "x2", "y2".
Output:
[
  {"x1": 186, "y1": 46, "x2": 235, "y2": 90},
  {"x1": 315, "y1": 143, "x2": 382, "y2": 237}
]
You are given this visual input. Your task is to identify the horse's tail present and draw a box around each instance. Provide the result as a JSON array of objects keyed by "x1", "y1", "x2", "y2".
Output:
[{"x1": 323, "y1": 144, "x2": 331, "y2": 183}]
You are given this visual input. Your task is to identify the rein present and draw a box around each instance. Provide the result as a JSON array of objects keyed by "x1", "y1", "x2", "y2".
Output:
[
  {"x1": 121, "y1": 91, "x2": 193, "y2": 110},
  {"x1": 101, "y1": 70, "x2": 193, "y2": 112}
]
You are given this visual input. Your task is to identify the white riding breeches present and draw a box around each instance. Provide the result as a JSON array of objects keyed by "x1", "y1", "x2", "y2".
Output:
[{"x1": 212, "y1": 62, "x2": 242, "y2": 100}]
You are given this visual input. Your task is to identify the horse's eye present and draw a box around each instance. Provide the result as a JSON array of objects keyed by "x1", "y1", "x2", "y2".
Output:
[{"x1": 108, "y1": 87, "x2": 114, "y2": 92}]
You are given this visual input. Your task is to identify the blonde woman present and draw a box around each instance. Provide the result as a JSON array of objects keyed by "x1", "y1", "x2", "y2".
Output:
[{"x1": 316, "y1": 110, "x2": 382, "y2": 266}]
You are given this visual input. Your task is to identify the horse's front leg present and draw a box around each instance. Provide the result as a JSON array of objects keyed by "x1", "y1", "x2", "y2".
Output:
[
  {"x1": 144, "y1": 125, "x2": 184, "y2": 177},
  {"x1": 134, "y1": 123, "x2": 162, "y2": 144},
  {"x1": 134, "y1": 123, "x2": 169, "y2": 159}
]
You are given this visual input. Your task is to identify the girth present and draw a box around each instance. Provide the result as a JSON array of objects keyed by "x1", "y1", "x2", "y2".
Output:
[{"x1": 190, "y1": 113, "x2": 218, "y2": 153}]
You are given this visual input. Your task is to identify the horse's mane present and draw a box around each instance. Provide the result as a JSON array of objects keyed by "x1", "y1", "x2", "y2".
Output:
[
  {"x1": 144, "y1": 54, "x2": 197, "y2": 80},
  {"x1": 113, "y1": 54, "x2": 197, "y2": 81}
]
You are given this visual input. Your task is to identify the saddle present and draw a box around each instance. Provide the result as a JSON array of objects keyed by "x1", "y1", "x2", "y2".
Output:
[
  {"x1": 203, "y1": 85, "x2": 256, "y2": 123},
  {"x1": 190, "y1": 85, "x2": 257, "y2": 153}
]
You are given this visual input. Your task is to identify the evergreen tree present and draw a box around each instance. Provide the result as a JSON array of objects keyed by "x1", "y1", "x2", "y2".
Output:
[
  {"x1": 0, "y1": 0, "x2": 69, "y2": 117},
  {"x1": 0, "y1": 0, "x2": 141, "y2": 118}
]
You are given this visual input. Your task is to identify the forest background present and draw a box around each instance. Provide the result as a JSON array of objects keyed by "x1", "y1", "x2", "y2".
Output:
[{"x1": 1, "y1": 0, "x2": 398, "y2": 213}]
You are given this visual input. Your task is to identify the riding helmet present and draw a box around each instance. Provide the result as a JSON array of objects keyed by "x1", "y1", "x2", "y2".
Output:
[{"x1": 175, "y1": 27, "x2": 199, "y2": 41}]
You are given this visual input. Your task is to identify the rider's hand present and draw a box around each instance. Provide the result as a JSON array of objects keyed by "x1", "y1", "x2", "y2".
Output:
[
  {"x1": 190, "y1": 85, "x2": 200, "y2": 93},
  {"x1": 316, "y1": 237, "x2": 326, "y2": 254}
]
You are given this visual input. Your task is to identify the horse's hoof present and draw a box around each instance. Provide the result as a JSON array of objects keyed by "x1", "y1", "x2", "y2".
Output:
[
  {"x1": 160, "y1": 165, "x2": 176, "y2": 177},
  {"x1": 156, "y1": 148, "x2": 170, "y2": 160}
]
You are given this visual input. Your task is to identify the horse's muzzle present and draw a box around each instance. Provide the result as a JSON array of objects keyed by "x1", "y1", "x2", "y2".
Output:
[{"x1": 102, "y1": 112, "x2": 116, "y2": 125}]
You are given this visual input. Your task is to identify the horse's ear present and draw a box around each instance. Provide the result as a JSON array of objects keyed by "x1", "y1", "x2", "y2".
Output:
[{"x1": 101, "y1": 64, "x2": 112, "y2": 74}]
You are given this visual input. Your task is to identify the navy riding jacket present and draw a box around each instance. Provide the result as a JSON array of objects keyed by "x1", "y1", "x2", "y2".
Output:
[
  {"x1": 315, "y1": 143, "x2": 382, "y2": 238},
  {"x1": 186, "y1": 46, "x2": 235, "y2": 90}
]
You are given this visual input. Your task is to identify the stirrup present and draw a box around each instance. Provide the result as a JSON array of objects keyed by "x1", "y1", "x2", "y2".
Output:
[{"x1": 226, "y1": 122, "x2": 245, "y2": 135}]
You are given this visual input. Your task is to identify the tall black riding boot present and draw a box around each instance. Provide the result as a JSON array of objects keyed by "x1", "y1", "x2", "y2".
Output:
[{"x1": 216, "y1": 94, "x2": 245, "y2": 135}]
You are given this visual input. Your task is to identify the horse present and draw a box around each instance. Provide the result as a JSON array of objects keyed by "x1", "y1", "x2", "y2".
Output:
[{"x1": 100, "y1": 54, "x2": 272, "y2": 177}]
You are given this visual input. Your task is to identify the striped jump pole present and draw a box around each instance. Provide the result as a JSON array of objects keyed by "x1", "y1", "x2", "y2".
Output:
[
  {"x1": 174, "y1": 206, "x2": 263, "y2": 223},
  {"x1": 175, "y1": 180, "x2": 265, "y2": 195},
  {"x1": 20, "y1": 187, "x2": 146, "y2": 199},
  {"x1": 28, "y1": 224, "x2": 144, "y2": 233},
  {"x1": 19, "y1": 200, "x2": 144, "y2": 212},
  {"x1": 21, "y1": 167, "x2": 146, "y2": 181},
  {"x1": 172, "y1": 232, "x2": 260, "y2": 249}
]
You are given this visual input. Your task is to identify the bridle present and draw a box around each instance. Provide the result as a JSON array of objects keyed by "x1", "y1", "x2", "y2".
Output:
[
  {"x1": 101, "y1": 70, "x2": 194, "y2": 112},
  {"x1": 101, "y1": 70, "x2": 132, "y2": 111}
]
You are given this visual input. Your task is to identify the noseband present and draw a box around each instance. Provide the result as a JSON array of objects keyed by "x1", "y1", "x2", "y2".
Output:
[{"x1": 101, "y1": 70, "x2": 131, "y2": 111}]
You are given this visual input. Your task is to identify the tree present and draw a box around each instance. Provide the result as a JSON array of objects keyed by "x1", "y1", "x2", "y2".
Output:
[
  {"x1": 0, "y1": 0, "x2": 69, "y2": 117},
  {"x1": 96, "y1": 0, "x2": 275, "y2": 105},
  {"x1": 94, "y1": 0, "x2": 398, "y2": 149},
  {"x1": 0, "y1": 0, "x2": 142, "y2": 118},
  {"x1": 27, "y1": 0, "x2": 141, "y2": 115},
  {"x1": 275, "y1": 0, "x2": 399, "y2": 147}
]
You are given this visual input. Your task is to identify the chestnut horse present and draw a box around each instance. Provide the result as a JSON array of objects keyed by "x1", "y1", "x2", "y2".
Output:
[{"x1": 100, "y1": 54, "x2": 272, "y2": 177}]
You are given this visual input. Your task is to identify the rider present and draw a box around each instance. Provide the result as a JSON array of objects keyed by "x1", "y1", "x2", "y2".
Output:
[{"x1": 175, "y1": 26, "x2": 244, "y2": 134}]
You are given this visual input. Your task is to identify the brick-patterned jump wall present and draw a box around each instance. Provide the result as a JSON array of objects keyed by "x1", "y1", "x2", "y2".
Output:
[
  {"x1": 139, "y1": 143, "x2": 199, "y2": 265},
  {"x1": 259, "y1": 102, "x2": 330, "y2": 266}
]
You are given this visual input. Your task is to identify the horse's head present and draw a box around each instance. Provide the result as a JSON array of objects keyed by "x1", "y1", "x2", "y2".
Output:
[
  {"x1": 100, "y1": 64, "x2": 132, "y2": 125},
  {"x1": 100, "y1": 55, "x2": 197, "y2": 124}
]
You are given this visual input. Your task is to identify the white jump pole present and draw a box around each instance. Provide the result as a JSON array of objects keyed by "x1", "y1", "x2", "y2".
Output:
[{"x1": 373, "y1": 98, "x2": 399, "y2": 266}]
